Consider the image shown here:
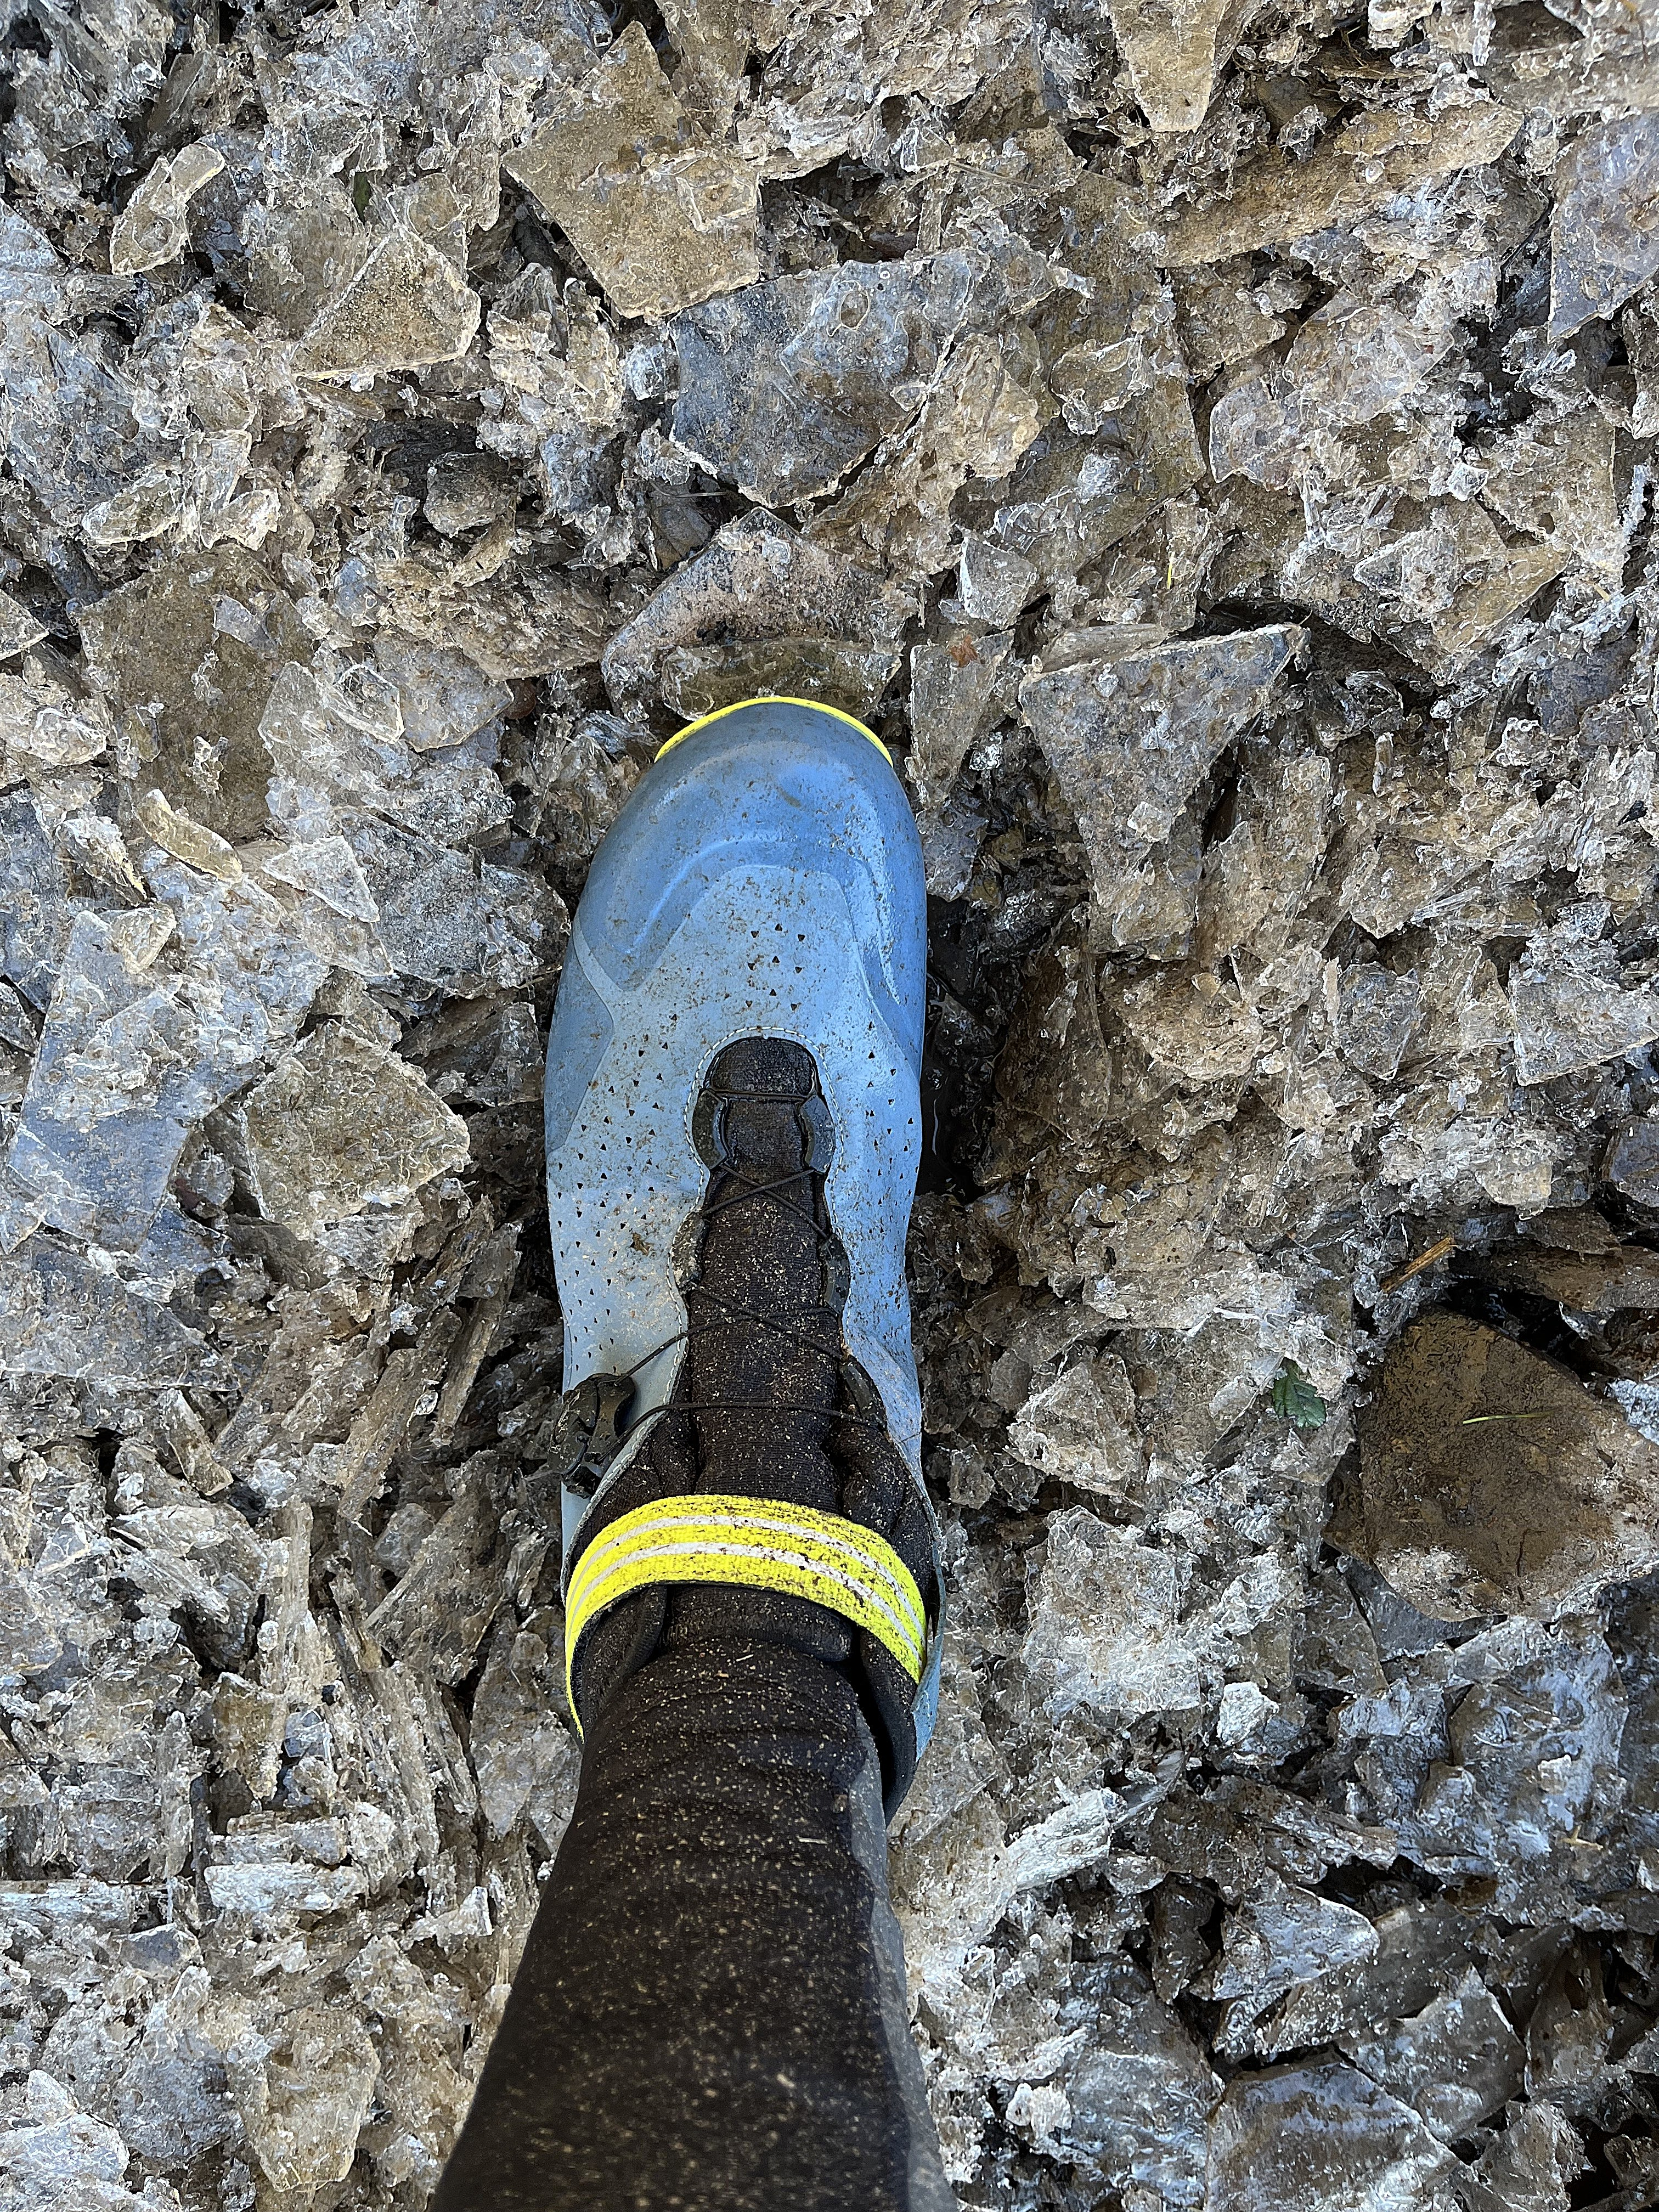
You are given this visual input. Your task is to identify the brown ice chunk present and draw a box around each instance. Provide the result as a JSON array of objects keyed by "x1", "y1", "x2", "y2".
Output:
[
  {"x1": 234, "y1": 1020, "x2": 469, "y2": 1242},
  {"x1": 79, "y1": 544, "x2": 314, "y2": 843},
  {"x1": 1354, "y1": 1311, "x2": 1659, "y2": 1620},
  {"x1": 294, "y1": 225, "x2": 479, "y2": 379},
  {"x1": 1208, "y1": 298, "x2": 1453, "y2": 493},
  {"x1": 224, "y1": 2006, "x2": 380, "y2": 2193},
  {"x1": 504, "y1": 24, "x2": 759, "y2": 320},
  {"x1": 1481, "y1": 409, "x2": 1624, "y2": 579},
  {"x1": 362, "y1": 549, "x2": 607, "y2": 681},
  {"x1": 602, "y1": 509, "x2": 910, "y2": 719},
  {"x1": 1107, "y1": 965, "x2": 1265, "y2": 1087},
  {"x1": 368, "y1": 1458, "x2": 504, "y2": 1685},
  {"x1": 907, "y1": 629, "x2": 1013, "y2": 813},
  {"x1": 293, "y1": 182, "x2": 481, "y2": 380},
  {"x1": 662, "y1": 0, "x2": 788, "y2": 122},
  {"x1": 1104, "y1": 0, "x2": 1244, "y2": 132},
  {"x1": 1162, "y1": 102, "x2": 1521, "y2": 267}
]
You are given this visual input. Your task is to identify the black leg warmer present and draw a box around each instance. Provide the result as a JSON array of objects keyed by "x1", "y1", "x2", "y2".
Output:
[{"x1": 431, "y1": 1638, "x2": 953, "y2": 2212}]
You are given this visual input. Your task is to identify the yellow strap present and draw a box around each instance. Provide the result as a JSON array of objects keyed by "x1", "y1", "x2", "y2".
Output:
[
  {"x1": 564, "y1": 1493, "x2": 926, "y2": 1729},
  {"x1": 655, "y1": 695, "x2": 893, "y2": 767}
]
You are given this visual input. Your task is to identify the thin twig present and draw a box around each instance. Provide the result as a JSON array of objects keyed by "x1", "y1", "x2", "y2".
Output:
[
  {"x1": 1379, "y1": 1232, "x2": 1456, "y2": 1295},
  {"x1": 1462, "y1": 1408, "x2": 1567, "y2": 1426}
]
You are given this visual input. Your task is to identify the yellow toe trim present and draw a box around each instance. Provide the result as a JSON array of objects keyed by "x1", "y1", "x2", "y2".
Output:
[{"x1": 655, "y1": 695, "x2": 892, "y2": 766}]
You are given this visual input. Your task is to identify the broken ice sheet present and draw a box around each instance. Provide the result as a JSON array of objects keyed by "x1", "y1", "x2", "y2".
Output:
[
  {"x1": 906, "y1": 629, "x2": 1013, "y2": 817},
  {"x1": 1550, "y1": 114, "x2": 1659, "y2": 341},
  {"x1": 343, "y1": 816, "x2": 566, "y2": 997},
  {"x1": 1108, "y1": 965, "x2": 1265, "y2": 1087},
  {"x1": 469, "y1": 1616, "x2": 582, "y2": 1845},
  {"x1": 504, "y1": 24, "x2": 759, "y2": 321},
  {"x1": 0, "y1": 1235, "x2": 203, "y2": 1386},
  {"x1": 0, "y1": 788, "x2": 75, "y2": 1010},
  {"x1": 80, "y1": 543, "x2": 314, "y2": 844},
  {"x1": 1103, "y1": 0, "x2": 1244, "y2": 131},
  {"x1": 1046, "y1": 1959, "x2": 1219, "y2": 2203},
  {"x1": 1350, "y1": 1966, "x2": 1524, "y2": 2141},
  {"x1": 1206, "y1": 2063, "x2": 1459, "y2": 2212},
  {"x1": 1007, "y1": 1351, "x2": 1145, "y2": 1501},
  {"x1": 292, "y1": 184, "x2": 481, "y2": 381},
  {"x1": 371, "y1": 635, "x2": 510, "y2": 754},
  {"x1": 5, "y1": 2, "x2": 1659, "y2": 2198},
  {"x1": 223, "y1": 2005, "x2": 379, "y2": 2193},
  {"x1": 670, "y1": 250, "x2": 980, "y2": 504},
  {"x1": 1480, "y1": 409, "x2": 1625, "y2": 579},
  {"x1": 6, "y1": 884, "x2": 324, "y2": 1250},
  {"x1": 1208, "y1": 298, "x2": 1453, "y2": 493},
  {"x1": 1352, "y1": 498, "x2": 1569, "y2": 675},
  {"x1": 225, "y1": 1019, "x2": 468, "y2": 1244},
  {"x1": 1022, "y1": 1508, "x2": 1207, "y2": 1720},
  {"x1": 345, "y1": 539, "x2": 608, "y2": 682},
  {"x1": 0, "y1": 585, "x2": 48, "y2": 662},
  {"x1": 808, "y1": 328, "x2": 1047, "y2": 581},
  {"x1": 109, "y1": 142, "x2": 225, "y2": 276},
  {"x1": 0, "y1": 308, "x2": 163, "y2": 532},
  {"x1": 602, "y1": 508, "x2": 910, "y2": 720},
  {"x1": 1206, "y1": 1870, "x2": 1378, "y2": 2054},
  {"x1": 1510, "y1": 951, "x2": 1659, "y2": 1084},
  {"x1": 1018, "y1": 624, "x2": 1301, "y2": 917},
  {"x1": 1163, "y1": 100, "x2": 1522, "y2": 267},
  {"x1": 368, "y1": 1457, "x2": 509, "y2": 1686}
]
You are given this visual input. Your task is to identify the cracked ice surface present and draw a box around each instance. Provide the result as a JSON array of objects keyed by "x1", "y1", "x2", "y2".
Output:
[{"x1": 2, "y1": 0, "x2": 1659, "y2": 2205}]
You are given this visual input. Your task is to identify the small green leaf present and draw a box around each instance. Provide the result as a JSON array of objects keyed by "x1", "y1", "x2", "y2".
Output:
[
  {"x1": 351, "y1": 172, "x2": 373, "y2": 220},
  {"x1": 1272, "y1": 1361, "x2": 1326, "y2": 1432}
]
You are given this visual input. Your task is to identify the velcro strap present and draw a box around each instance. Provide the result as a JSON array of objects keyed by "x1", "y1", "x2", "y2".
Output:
[{"x1": 563, "y1": 1493, "x2": 927, "y2": 1731}]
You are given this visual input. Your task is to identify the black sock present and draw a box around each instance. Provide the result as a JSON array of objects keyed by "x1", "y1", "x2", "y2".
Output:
[{"x1": 431, "y1": 1638, "x2": 951, "y2": 2212}]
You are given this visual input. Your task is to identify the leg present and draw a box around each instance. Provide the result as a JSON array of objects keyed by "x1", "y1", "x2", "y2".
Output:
[{"x1": 433, "y1": 1639, "x2": 951, "y2": 2211}]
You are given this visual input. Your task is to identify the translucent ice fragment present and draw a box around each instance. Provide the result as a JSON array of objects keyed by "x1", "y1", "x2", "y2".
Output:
[
  {"x1": 109, "y1": 142, "x2": 225, "y2": 275},
  {"x1": 670, "y1": 250, "x2": 979, "y2": 504},
  {"x1": 234, "y1": 1021, "x2": 469, "y2": 1240},
  {"x1": 1019, "y1": 625, "x2": 1300, "y2": 914},
  {"x1": 0, "y1": 1235, "x2": 203, "y2": 1384},
  {"x1": 1549, "y1": 114, "x2": 1659, "y2": 341},
  {"x1": 504, "y1": 25, "x2": 760, "y2": 320}
]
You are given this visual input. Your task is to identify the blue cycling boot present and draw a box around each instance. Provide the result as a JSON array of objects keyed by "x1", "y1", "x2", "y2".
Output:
[{"x1": 542, "y1": 697, "x2": 944, "y2": 1816}]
